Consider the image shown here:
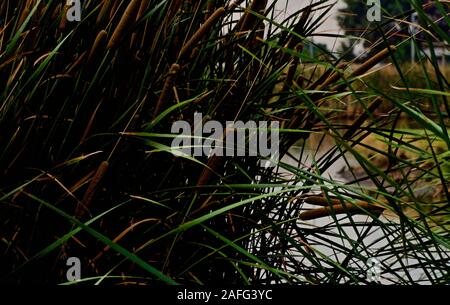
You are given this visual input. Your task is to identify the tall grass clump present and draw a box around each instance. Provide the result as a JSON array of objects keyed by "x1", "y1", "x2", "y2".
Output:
[{"x1": 0, "y1": 0, "x2": 449, "y2": 284}]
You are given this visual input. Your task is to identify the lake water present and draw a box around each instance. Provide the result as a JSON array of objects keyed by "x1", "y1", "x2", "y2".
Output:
[{"x1": 276, "y1": 133, "x2": 447, "y2": 284}]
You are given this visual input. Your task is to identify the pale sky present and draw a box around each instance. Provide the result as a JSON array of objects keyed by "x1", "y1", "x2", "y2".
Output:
[{"x1": 273, "y1": 0, "x2": 347, "y2": 50}]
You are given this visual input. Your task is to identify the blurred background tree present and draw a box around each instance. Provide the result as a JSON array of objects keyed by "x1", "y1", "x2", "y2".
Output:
[
  {"x1": 337, "y1": 0, "x2": 410, "y2": 61},
  {"x1": 337, "y1": 0, "x2": 449, "y2": 63}
]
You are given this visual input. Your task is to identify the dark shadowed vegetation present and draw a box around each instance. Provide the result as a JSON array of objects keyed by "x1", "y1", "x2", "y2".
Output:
[{"x1": 0, "y1": 0, "x2": 449, "y2": 284}]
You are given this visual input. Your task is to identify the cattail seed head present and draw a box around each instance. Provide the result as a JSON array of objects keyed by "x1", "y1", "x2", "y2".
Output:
[
  {"x1": 88, "y1": 30, "x2": 108, "y2": 63},
  {"x1": 178, "y1": 7, "x2": 225, "y2": 59},
  {"x1": 107, "y1": 0, "x2": 142, "y2": 50},
  {"x1": 76, "y1": 161, "x2": 109, "y2": 218}
]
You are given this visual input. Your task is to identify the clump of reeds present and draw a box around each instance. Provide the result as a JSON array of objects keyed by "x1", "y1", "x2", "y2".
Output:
[{"x1": 1, "y1": 0, "x2": 449, "y2": 286}]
